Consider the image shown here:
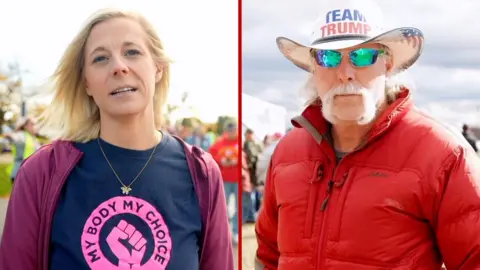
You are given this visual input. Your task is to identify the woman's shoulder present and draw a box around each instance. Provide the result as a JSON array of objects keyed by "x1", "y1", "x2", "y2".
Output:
[
  {"x1": 170, "y1": 135, "x2": 219, "y2": 180},
  {"x1": 19, "y1": 140, "x2": 82, "y2": 178},
  {"x1": 11, "y1": 140, "x2": 82, "y2": 207}
]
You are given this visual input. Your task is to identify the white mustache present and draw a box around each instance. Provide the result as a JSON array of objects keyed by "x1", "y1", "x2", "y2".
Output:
[
  {"x1": 323, "y1": 82, "x2": 365, "y2": 106},
  {"x1": 322, "y1": 82, "x2": 377, "y2": 125},
  {"x1": 331, "y1": 82, "x2": 364, "y2": 96}
]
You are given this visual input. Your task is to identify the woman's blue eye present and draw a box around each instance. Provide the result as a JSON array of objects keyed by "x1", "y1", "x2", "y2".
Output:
[
  {"x1": 125, "y1": 49, "x2": 140, "y2": 56},
  {"x1": 93, "y1": 56, "x2": 107, "y2": 63},
  {"x1": 92, "y1": 50, "x2": 139, "y2": 64}
]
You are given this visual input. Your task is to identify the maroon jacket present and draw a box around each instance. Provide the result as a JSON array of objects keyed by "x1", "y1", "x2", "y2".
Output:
[{"x1": 0, "y1": 138, "x2": 234, "y2": 270}]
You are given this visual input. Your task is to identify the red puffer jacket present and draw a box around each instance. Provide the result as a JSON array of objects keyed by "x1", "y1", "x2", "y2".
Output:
[{"x1": 255, "y1": 90, "x2": 480, "y2": 270}]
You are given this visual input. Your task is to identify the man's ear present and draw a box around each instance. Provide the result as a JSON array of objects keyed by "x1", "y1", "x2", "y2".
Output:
[
  {"x1": 385, "y1": 57, "x2": 393, "y2": 75},
  {"x1": 155, "y1": 65, "x2": 164, "y2": 83}
]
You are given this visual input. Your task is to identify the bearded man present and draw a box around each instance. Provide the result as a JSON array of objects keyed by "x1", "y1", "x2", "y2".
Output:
[{"x1": 254, "y1": 0, "x2": 480, "y2": 269}]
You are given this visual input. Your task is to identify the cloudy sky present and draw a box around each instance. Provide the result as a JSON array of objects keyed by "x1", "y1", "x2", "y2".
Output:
[
  {"x1": 0, "y1": 0, "x2": 238, "y2": 122},
  {"x1": 243, "y1": 0, "x2": 480, "y2": 129}
]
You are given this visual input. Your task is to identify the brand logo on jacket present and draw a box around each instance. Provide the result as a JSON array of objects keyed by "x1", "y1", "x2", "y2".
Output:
[
  {"x1": 81, "y1": 196, "x2": 172, "y2": 269},
  {"x1": 369, "y1": 171, "x2": 389, "y2": 177}
]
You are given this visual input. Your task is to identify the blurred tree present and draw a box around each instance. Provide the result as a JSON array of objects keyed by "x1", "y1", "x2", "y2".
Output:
[
  {"x1": 181, "y1": 117, "x2": 203, "y2": 129},
  {"x1": 164, "y1": 104, "x2": 179, "y2": 127},
  {"x1": 192, "y1": 117, "x2": 203, "y2": 125},
  {"x1": 0, "y1": 81, "x2": 15, "y2": 128},
  {"x1": 181, "y1": 118, "x2": 194, "y2": 128},
  {"x1": 0, "y1": 60, "x2": 30, "y2": 129},
  {"x1": 7, "y1": 61, "x2": 29, "y2": 117},
  {"x1": 166, "y1": 104, "x2": 179, "y2": 114},
  {"x1": 204, "y1": 123, "x2": 217, "y2": 133},
  {"x1": 164, "y1": 91, "x2": 199, "y2": 126}
]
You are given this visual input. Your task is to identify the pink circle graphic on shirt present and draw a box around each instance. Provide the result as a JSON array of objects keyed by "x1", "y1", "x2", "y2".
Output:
[{"x1": 81, "y1": 196, "x2": 172, "y2": 269}]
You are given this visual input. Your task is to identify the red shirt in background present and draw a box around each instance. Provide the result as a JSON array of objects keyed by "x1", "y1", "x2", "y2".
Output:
[{"x1": 209, "y1": 134, "x2": 239, "y2": 182}]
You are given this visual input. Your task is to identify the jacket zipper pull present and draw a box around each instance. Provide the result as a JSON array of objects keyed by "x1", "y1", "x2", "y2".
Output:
[{"x1": 320, "y1": 180, "x2": 334, "y2": 211}]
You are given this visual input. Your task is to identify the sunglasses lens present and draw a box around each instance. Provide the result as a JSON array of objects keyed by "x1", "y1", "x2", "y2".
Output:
[
  {"x1": 315, "y1": 50, "x2": 342, "y2": 68},
  {"x1": 350, "y1": 48, "x2": 380, "y2": 67}
]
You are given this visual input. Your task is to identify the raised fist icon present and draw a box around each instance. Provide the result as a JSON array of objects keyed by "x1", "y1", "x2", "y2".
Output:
[{"x1": 106, "y1": 220, "x2": 147, "y2": 269}]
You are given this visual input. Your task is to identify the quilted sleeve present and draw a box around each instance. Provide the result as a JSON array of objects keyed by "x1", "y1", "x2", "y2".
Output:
[
  {"x1": 434, "y1": 146, "x2": 480, "y2": 269},
  {"x1": 255, "y1": 161, "x2": 279, "y2": 269}
]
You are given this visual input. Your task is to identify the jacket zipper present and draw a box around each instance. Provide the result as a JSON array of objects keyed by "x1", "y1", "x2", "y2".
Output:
[
  {"x1": 320, "y1": 180, "x2": 334, "y2": 211},
  {"x1": 316, "y1": 141, "x2": 368, "y2": 269},
  {"x1": 320, "y1": 173, "x2": 350, "y2": 211},
  {"x1": 316, "y1": 161, "x2": 342, "y2": 270}
]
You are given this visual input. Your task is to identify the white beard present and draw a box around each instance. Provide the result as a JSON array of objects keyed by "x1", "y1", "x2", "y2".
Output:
[{"x1": 321, "y1": 76, "x2": 385, "y2": 125}]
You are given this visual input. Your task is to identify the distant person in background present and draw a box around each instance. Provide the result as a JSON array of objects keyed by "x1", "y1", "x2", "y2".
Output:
[
  {"x1": 241, "y1": 150, "x2": 254, "y2": 224},
  {"x1": 243, "y1": 128, "x2": 262, "y2": 186},
  {"x1": 254, "y1": 132, "x2": 282, "y2": 214},
  {"x1": 205, "y1": 127, "x2": 216, "y2": 145},
  {"x1": 178, "y1": 126, "x2": 192, "y2": 140},
  {"x1": 165, "y1": 125, "x2": 177, "y2": 136},
  {"x1": 209, "y1": 120, "x2": 239, "y2": 244},
  {"x1": 243, "y1": 129, "x2": 263, "y2": 222},
  {"x1": 262, "y1": 134, "x2": 271, "y2": 148},
  {"x1": 462, "y1": 124, "x2": 478, "y2": 152},
  {"x1": 256, "y1": 132, "x2": 282, "y2": 186},
  {"x1": 4, "y1": 116, "x2": 40, "y2": 183},
  {"x1": 186, "y1": 126, "x2": 211, "y2": 151}
]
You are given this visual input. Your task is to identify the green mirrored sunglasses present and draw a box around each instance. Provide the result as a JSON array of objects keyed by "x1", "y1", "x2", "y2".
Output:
[{"x1": 311, "y1": 48, "x2": 385, "y2": 68}]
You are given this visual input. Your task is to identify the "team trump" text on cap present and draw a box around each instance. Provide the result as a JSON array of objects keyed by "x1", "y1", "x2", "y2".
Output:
[{"x1": 320, "y1": 9, "x2": 371, "y2": 38}]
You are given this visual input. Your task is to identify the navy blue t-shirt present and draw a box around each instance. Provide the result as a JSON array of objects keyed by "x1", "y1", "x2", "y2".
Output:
[{"x1": 49, "y1": 133, "x2": 202, "y2": 269}]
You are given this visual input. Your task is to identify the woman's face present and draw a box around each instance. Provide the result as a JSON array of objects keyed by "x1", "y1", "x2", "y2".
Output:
[{"x1": 83, "y1": 17, "x2": 162, "y2": 120}]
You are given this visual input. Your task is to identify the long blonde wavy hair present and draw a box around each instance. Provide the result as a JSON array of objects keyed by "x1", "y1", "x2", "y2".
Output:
[{"x1": 39, "y1": 8, "x2": 171, "y2": 142}]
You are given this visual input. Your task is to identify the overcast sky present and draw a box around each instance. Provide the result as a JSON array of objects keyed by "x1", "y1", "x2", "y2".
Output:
[
  {"x1": 0, "y1": 0, "x2": 237, "y2": 122},
  {"x1": 243, "y1": 0, "x2": 480, "y2": 128}
]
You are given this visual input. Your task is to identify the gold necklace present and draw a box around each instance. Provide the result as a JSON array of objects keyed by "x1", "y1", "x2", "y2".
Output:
[{"x1": 97, "y1": 136, "x2": 159, "y2": 195}]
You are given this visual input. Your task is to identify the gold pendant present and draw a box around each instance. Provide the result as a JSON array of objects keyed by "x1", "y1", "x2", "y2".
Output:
[{"x1": 121, "y1": 186, "x2": 132, "y2": 195}]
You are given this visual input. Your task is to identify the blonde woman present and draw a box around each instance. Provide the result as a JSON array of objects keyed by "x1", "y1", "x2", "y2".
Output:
[{"x1": 0, "y1": 8, "x2": 233, "y2": 270}]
